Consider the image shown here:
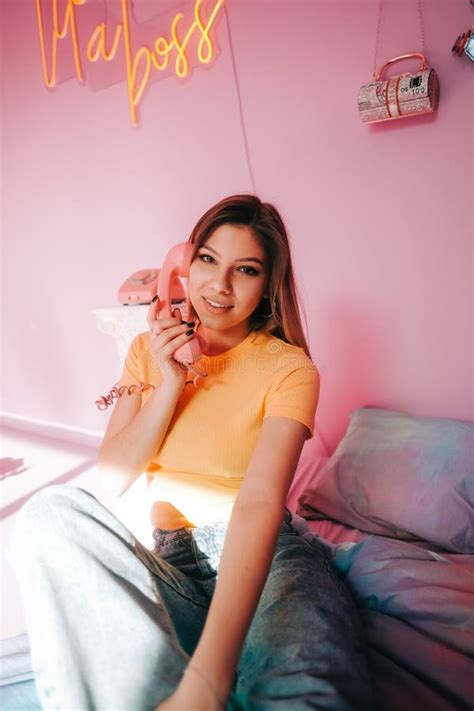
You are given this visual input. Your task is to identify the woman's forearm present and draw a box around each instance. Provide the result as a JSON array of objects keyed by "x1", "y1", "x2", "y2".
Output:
[
  {"x1": 97, "y1": 382, "x2": 182, "y2": 497},
  {"x1": 189, "y1": 501, "x2": 285, "y2": 701}
]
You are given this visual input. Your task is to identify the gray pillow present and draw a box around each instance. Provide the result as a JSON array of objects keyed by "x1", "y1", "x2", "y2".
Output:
[{"x1": 297, "y1": 407, "x2": 474, "y2": 553}]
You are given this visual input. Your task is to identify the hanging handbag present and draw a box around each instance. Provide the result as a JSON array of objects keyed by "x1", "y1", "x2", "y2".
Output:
[{"x1": 358, "y1": 52, "x2": 440, "y2": 124}]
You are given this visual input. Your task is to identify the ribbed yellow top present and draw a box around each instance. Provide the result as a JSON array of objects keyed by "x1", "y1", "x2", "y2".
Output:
[{"x1": 116, "y1": 328, "x2": 319, "y2": 527}]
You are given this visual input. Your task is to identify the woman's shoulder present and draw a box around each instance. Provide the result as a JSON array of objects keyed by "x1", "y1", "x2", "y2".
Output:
[
  {"x1": 130, "y1": 330, "x2": 151, "y2": 352},
  {"x1": 251, "y1": 330, "x2": 318, "y2": 375},
  {"x1": 128, "y1": 331, "x2": 156, "y2": 372}
]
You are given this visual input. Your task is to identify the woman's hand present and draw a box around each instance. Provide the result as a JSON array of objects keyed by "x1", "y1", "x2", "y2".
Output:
[
  {"x1": 154, "y1": 668, "x2": 226, "y2": 710},
  {"x1": 146, "y1": 296, "x2": 196, "y2": 388}
]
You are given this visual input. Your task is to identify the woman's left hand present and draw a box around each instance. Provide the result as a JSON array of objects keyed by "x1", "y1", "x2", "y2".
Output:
[{"x1": 154, "y1": 672, "x2": 226, "y2": 710}]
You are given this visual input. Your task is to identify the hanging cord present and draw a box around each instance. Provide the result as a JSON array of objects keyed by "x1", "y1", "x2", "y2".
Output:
[
  {"x1": 373, "y1": 0, "x2": 426, "y2": 78},
  {"x1": 373, "y1": 0, "x2": 382, "y2": 77},
  {"x1": 222, "y1": 2, "x2": 258, "y2": 194},
  {"x1": 416, "y1": 0, "x2": 427, "y2": 56}
]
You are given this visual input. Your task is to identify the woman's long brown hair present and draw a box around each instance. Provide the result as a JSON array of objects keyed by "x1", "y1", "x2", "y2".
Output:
[{"x1": 188, "y1": 194, "x2": 312, "y2": 359}]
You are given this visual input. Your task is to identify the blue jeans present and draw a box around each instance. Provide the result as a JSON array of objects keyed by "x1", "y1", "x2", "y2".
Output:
[{"x1": 8, "y1": 485, "x2": 373, "y2": 710}]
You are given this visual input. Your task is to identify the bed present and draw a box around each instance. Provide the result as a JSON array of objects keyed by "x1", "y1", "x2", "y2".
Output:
[
  {"x1": 286, "y1": 406, "x2": 474, "y2": 710},
  {"x1": 1, "y1": 406, "x2": 473, "y2": 710}
]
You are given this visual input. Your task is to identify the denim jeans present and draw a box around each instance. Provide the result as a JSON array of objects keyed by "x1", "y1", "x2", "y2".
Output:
[{"x1": 8, "y1": 485, "x2": 373, "y2": 710}]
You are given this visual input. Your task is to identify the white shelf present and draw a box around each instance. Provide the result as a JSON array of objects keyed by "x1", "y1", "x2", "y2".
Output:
[{"x1": 92, "y1": 305, "x2": 150, "y2": 365}]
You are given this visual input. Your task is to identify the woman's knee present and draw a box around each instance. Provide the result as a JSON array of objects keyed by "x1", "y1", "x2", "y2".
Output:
[
  {"x1": 8, "y1": 485, "x2": 126, "y2": 579},
  {"x1": 19, "y1": 485, "x2": 96, "y2": 524},
  {"x1": 9, "y1": 485, "x2": 99, "y2": 557}
]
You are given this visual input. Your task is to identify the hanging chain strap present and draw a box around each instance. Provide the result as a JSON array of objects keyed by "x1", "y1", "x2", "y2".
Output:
[{"x1": 373, "y1": 0, "x2": 427, "y2": 78}]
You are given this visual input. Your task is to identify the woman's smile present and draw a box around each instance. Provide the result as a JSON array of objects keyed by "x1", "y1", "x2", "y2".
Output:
[{"x1": 202, "y1": 296, "x2": 234, "y2": 313}]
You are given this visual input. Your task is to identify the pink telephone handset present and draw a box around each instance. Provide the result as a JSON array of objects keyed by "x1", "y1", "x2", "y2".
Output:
[
  {"x1": 156, "y1": 242, "x2": 208, "y2": 385},
  {"x1": 95, "y1": 244, "x2": 208, "y2": 410}
]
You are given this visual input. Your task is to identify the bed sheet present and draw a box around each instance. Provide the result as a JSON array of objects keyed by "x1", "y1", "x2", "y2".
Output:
[{"x1": 293, "y1": 513, "x2": 474, "y2": 710}]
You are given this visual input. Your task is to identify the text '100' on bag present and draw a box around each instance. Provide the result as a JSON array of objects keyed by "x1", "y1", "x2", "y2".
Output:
[{"x1": 358, "y1": 53, "x2": 439, "y2": 125}]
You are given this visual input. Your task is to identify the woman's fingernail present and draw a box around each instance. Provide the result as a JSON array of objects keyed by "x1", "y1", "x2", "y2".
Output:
[
  {"x1": 152, "y1": 295, "x2": 158, "y2": 302},
  {"x1": 186, "y1": 321, "x2": 196, "y2": 327},
  {"x1": 185, "y1": 329, "x2": 194, "y2": 336}
]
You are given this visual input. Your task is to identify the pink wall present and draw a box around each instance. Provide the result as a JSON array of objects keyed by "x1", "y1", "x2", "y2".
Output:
[{"x1": 1, "y1": 0, "x2": 472, "y2": 455}]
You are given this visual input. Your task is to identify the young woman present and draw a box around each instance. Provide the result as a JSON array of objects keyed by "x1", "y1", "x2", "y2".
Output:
[{"x1": 9, "y1": 195, "x2": 373, "y2": 710}]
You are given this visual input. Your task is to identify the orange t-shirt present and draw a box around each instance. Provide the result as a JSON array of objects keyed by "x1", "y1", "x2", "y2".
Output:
[{"x1": 116, "y1": 328, "x2": 320, "y2": 527}]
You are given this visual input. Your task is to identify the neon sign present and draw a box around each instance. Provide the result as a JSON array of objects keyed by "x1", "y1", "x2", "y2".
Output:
[{"x1": 34, "y1": 0, "x2": 225, "y2": 126}]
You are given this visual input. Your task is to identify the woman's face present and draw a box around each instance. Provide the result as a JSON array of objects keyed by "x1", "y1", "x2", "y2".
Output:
[{"x1": 188, "y1": 224, "x2": 268, "y2": 335}]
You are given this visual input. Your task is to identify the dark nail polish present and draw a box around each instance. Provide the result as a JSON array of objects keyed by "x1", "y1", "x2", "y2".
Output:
[
  {"x1": 185, "y1": 329, "x2": 194, "y2": 336},
  {"x1": 152, "y1": 295, "x2": 158, "y2": 302},
  {"x1": 186, "y1": 321, "x2": 196, "y2": 327}
]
